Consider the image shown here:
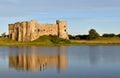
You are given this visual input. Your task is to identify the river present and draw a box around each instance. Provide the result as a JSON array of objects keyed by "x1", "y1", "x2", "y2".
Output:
[{"x1": 0, "y1": 46, "x2": 120, "y2": 78}]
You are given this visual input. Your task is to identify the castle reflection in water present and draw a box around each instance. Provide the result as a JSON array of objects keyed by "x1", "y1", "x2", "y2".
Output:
[{"x1": 8, "y1": 47, "x2": 67, "y2": 72}]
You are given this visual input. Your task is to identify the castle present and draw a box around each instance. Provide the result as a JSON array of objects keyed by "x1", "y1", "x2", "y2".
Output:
[{"x1": 8, "y1": 20, "x2": 69, "y2": 42}]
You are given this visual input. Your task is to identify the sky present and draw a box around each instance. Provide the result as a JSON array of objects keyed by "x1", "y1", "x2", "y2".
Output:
[{"x1": 0, "y1": 0, "x2": 120, "y2": 35}]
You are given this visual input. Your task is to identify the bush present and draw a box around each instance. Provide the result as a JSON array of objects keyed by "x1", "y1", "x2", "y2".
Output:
[
  {"x1": 79, "y1": 35, "x2": 89, "y2": 40},
  {"x1": 34, "y1": 35, "x2": 70, "y2": 44},
  {"x1": 68, "y1": 34, "x2": 75, "y2": 39},
  {"x1": 69, "y1": 34, "x2": 89, "y2": 40},
  {"x1": 117, "y1": 34, "x2": 120, "y2": 38},
  {"x1": 74, "y1": 35, "x2": 80, "y2": 40},
  {"x1": 50, "y1": 35, "x2": 70, "y2": 44},
  {"x1": 39, "y1": 35, "x2": 70, "y2": 44},
  {"x1": 50, "y1": 35, "x2": 61, "y2": 43}
]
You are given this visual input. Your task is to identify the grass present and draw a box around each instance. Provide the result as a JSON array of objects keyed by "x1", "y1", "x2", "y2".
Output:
[
  {"x1": 70, "y1": 37, "x2": 120, "y2": 45},
  {"x1": 0, "y1": 36, "x2": 120, "y2": 46},
  {"x1": 0, "y1": 35, "x2": 70, "y2": 46}
]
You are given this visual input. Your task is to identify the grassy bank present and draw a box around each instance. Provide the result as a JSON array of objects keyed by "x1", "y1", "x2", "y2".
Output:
[
  {"x1": 71, "y1": 37, "x2": 120, "y2": 45},
  {"x1": 0, "y1": 36, "x2": 120, "y2": 46},
  {"x1": 0, "y1": 36, "x2": 70, "y2": 46}
]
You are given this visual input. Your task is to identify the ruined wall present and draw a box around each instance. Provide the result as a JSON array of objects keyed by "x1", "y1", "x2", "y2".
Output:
[
  {"x1": 30, "y1": 23, "x2": 58, "y2": 41},
  {"x1": 8, "y1": 20, "x2": 69, "y2": 42}
]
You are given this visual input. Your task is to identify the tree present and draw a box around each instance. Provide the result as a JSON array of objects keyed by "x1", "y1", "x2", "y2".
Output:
[
  {"x1": 1, "y1": 32, "x2": 6, "y2": 38},
  {"x1": 79, "y1": 35, "x2": 89, "y2": 40},
  {"x1": 102, "y1": 33, "x2": 115, "y2": 37},
  {"x1": 117, "y1": 34, "x2": 120, "y2": 37},
  {"x1": 68, "y1": 34, "x2": 75, "y2": 40},
  {"x1": 88, "y1": 29, "x2": 100, "y2": 40},
  {"x1": 75, "y1": 35, "x2": 80, "y2": 40}
]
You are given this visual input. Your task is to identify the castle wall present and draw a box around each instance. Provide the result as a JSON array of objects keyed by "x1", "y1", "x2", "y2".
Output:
[
  {"x1": 21, "y1": 22, "x2": 27, "y2": 42},
  {"x1": 8, "y1": 20, "x2": 69, "y2": 42},
  {"x1": 37, "y1": 24, "x2": 58, "y2": 36}
]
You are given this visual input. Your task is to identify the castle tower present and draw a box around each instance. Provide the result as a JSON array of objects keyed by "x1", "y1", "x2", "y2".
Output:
[
  {"x1": 21, "y1": 22, "x2": 27, "y2": 42},
  {"x1": 8, "y1": 24, "x2": 15, "y2": 40},
  {"x1": 25, "y1": 20, "x2": 38, "y2": 41},
  {"x1": 57, "y1": 20, "x2": 69, "y2": 39}
]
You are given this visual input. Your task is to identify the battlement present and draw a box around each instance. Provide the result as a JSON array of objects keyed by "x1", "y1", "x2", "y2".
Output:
[{"x1": 8, "y1": 20, "x2": 69, "y2": 42}]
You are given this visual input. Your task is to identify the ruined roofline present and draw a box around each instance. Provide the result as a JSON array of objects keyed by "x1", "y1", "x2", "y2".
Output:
[
  {"x1": 9, "y1": 20, "x2": 67, "y2": 25},
  {"x1": 8, "y1": 20, "x2": 37, "y2": 25}
]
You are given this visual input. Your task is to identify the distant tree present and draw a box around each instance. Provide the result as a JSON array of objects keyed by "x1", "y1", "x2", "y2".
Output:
[
  {"x1": 69, "y1": 34, "x2": 90, "y2": 40},
  {"x1": 75, "y1": 35, "x2": 80, "y2": 40},
  {"x1": 68, "y1": 34, "x2": 75, "y2": 40},
  {"x1": 102, "y1": 34, "x2": 109, "y2": 37},
  {"x1": 88, "y1": 29, "x2": 100, "y2": 40},
  {"x1": 79, "y1": 35, "x2": 89, "y2": 40},
  {"x1": 1, "y1": 32, "x2": 6, "y2": 38},
  {"x1": 102, "y1": 33, "x2": 116, "y2": 37},
  {"x1": 117, "y1": 34, "x2": 120, "y2": 37}
]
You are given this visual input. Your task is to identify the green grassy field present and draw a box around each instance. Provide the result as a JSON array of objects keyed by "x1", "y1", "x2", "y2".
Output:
[{"x1": 0, "y1": 36, "x2": 120, "y2": 46}]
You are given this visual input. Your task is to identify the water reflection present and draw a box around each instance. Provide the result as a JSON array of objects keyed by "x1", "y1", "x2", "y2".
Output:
[
  {"x1": 88, "y1": 46, "x2": 120, "y2": 65},
  {"x1": 1, "y1": 46, "x2": 120, "y2": 78},
  {"x1": 89, "y1": 46, "x2": 101, "y2": 65},
  {"x1": 8, "y1": 47, "x2": 67, "y2": 72}
]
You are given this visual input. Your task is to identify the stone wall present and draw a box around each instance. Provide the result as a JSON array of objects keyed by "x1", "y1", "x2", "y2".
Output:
[{"x1": 8, "y1": 20, "x2": 69, "y2": 42}]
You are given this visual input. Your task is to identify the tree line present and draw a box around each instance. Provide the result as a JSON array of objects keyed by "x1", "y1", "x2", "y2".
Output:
[{"x1": 69, "y1": 29, "x2": 120, "y2": 40}]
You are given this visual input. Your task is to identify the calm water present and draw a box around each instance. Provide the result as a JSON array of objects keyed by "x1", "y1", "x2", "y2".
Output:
[{"x1": 0, "y1": 46, "x2": 120, "y2": 78}]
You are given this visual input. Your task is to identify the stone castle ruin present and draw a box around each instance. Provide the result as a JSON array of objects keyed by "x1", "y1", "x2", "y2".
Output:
[{"x1": 8, "y1": 20, "x2": 69, "y2": 42}]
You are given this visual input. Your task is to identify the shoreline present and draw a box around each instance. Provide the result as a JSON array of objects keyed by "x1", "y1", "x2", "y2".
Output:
[
  {"x1": 0, "y1": 37, "x2": 120, "y2": 46},
  {"x1": 0, "y1": 41, "x2": 120, "y2": 47}
]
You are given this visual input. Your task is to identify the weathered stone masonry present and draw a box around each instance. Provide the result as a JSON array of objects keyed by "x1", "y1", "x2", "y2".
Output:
[{"x1": 8, "y1": 20, "x2": 69, "y2": 42}]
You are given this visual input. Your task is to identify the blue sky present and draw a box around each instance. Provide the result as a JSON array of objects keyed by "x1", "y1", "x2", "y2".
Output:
[{"x1": 0, "y1": 0, "x2": 120, "y2": 35}]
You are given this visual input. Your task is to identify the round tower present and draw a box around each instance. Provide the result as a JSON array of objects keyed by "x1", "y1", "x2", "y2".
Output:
[{"x1": 56, "y1": 20, "x2": 69, "y2": 39}]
